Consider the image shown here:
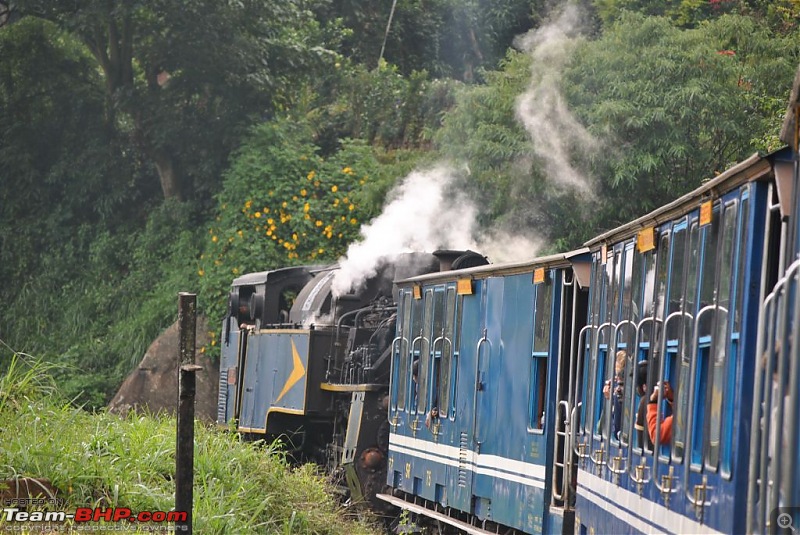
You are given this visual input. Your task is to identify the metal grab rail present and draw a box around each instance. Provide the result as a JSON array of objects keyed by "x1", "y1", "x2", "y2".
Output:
[
  {"x1": 388, "y1": 336, "x2": 402, "y2": 412},
  {"x1": 472, "y1": 329, "x2": 491, "y2": 448},
  {"x1": 553, "y1": 400, "x2": 571, "y2": 502},
  {"x1": 572, "y1": 324, "x2": 595, "y2": 458},
  {"x1": 747, "y1": 289, "x2": 779, "y2": 532},
  {"x1": 606, "y1": 320, "x2": 636, "y2": 476},
  {"x1": 626, "y1": 316, "x2": 662, "y2": 481},
  {"x1": 751, "y1": 263, "x2": 799, "y2": 530},
  {"x1": 652, "y1": 310, "x2": 695, "y2": 499},
  {"x1": 589, "y1": 321, "x2": 616, "y2": 468},
  {"x1": 683, "y1": 304, "x2": 719, "y2": 506},
  {"x1": 409, "y1": 335, "x2": 424, "y2": 413}
]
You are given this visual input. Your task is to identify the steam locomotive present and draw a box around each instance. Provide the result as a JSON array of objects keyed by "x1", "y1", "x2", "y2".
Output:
[{"x1": 217, "y1": 70, "x2": 800, "y2": 534}]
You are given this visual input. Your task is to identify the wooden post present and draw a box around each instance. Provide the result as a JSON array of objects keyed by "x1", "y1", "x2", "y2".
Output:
[{"x1": 175, "y1": 293, "x2": 199, "y2": 534}]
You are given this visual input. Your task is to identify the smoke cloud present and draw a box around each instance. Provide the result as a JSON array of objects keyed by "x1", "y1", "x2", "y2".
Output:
[
  {"x1": 514, "y1": 2, "x2": 599, "y2": 196},
  {"x1": 332, "y1": 2, "x2": 592, "y2": 295}
]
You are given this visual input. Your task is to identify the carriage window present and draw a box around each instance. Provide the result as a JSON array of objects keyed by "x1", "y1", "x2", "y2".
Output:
[
  {"x1": 630, "y1": 249, "x2": 644, "y2": 325},
  {"x1": 642, "y1": 250, "x2": 657, "y2": 320},
  {"x1": 707, "y1": 202, "x2": 737, "y2": 471},
  {"x1": 396, "y1": 291, "x2": 412, "y2": 410},
  {"x1": 733, "y1": 194, "x2": 750, "y2": 332},
  {"x1": 673, "y1": 221, "x2": 700, "y2": 461},
  {"x1": 530, "y1": 280, "x2": 552, "y2": 430},
  {"x1": 439, "y1": 287, "x2": 457, "y2": 419},
  {"x1": 610, "y1": 250, "x2": 622, "y2": 324},
  {"x1": 414, "y1": 291, "x2": 432, "y2": 413},
  {"x1": 621, "y1": 244, "x2": 635, "y2": 322},
  {"x1": 691, "y1": 208, "x2": 721, "y2": 466},
  {"x1": 668, "y1": 227, "x2": 687, "y2": 319},
  {"x1": 451, "y1": 294, "x2": 464, "y2": 418},
  {"x1": 620, "y1": 246, "x2": 638, "y2": 446},
  {"x1": 584, "y1": 258, "x2": 603, "y2": 434},
  {"x1": 429, "y1": 289, "x2": 445, "y2": 415},
  {"x1": 654, "y1": 233, "x2": 671, "y2": 322}
]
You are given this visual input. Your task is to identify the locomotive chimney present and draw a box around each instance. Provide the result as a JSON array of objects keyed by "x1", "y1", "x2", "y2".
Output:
[{"x1": 432, "y1": 250, "x2": 489, "y2": 272}]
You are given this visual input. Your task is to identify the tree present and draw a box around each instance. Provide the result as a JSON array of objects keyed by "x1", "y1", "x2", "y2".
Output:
[
  {"x1": 0, "y1": 17, "x2": 139, "y2": 290},
  {"x1": 6, "y1": 0, "x2": 332, "y2": 201},
  {"x1": 312, "y1": 0, "x2": 545, "y2": 80},
  {"x1": 563, "y1": 12, "x2": 799, "y2": 228}
]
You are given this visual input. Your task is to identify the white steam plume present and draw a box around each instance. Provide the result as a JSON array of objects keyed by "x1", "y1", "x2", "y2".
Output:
[
  {"x1": 515, "y1": 2, "x2": 599, "y2": 196},
  {"x1": 331, "y1": 165, "x2": 477, "y2": 295},
  {"x1": 331, "y1": 2, "x2": 595, "y2": 294},
  {"x1": 331, "y1": 165, "x2": 545, "y2": 296}
]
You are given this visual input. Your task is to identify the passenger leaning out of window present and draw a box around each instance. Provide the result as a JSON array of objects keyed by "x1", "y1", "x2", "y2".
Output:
[{"x1": 646, "y1": 380, "x2": 673, "y2": 445}]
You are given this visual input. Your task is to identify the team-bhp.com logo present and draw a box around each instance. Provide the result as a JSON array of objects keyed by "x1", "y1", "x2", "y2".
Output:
[{"x1": 2, "y1": 505, "x2": 188, "y2": 531}]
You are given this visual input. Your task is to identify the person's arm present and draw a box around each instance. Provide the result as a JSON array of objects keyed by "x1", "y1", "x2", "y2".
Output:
[{"x1": 646, "y1": 402, "x2": 672, "y2": 444}]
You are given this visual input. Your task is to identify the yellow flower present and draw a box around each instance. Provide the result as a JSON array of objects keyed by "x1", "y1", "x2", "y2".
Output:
[
  {"x1": 198, "y1": 269, "x2": 205, "y2": 277},
  {"x1": 254, "y1": 211, "x2": 261, "y2": 218},
  {"x1": 244, "y1": 200, "x2": 253, "y2": 209},
  {"x1": 342, "y1": 167, "x2": 353, "y2": 175},
  {"x1": 331, "y1": 185, "x2": 338, "y2": 193},
  {"x1": 267, "y1": 218, "x2": 274, "y2": 225},
  {"x1": 333, "y1": 199, "x2": 340, "y2": 206},
  {"x1": 343, "y1": 197, "x2": 349, "y2": 203},
  {"x1": 318, "y1": 248, "x2": 325, "y2": 254},
  {"x1": 307, "y1": 170, "x2": 316, "y2": 180},
  {"x1": 350, "y1": 218, "x2": 357, "y2": 225},
  {"x1": 292, "y1": 233, "x2": 298, "y2": 241},
  {"x1": 237, "y1": 230, "x2": 243, "y2": 237},
  {"x1": 359, "y1": 180, "x2": 365, "y2": 185},
  {"x1": 304, "y1": 214, "x2": 311, "y2": 220},
  {"x1": 303, "y1": 202, "x2": 310, "y2": 213},
  {"x1": 315, "y1": 220, "x2": 323, "y2": 227},
  {"x1": 300, "y1": 189, "x2": 307, "y2": 197},
  {"x1": 282, "y1": 201, "x2": 288, "y2": 208},
  {"x1": 314, "y1": 181, "x2": 320, "y2": 187},
  {"x1": 228, "y1": 237, "x2": 234, "y2": 243},
  {"x1": 211, "y1": 340, "x2": 216, "y2": 347},
  {"x1": 211, "y1": 235, "x2": 218, "y2": 243},
  {"x1": 266, "y1": 230, "x2": 272, "y2": 236},
  {"x1": 349, "y1": 204, "x2": 355, "y2": 211},
  {"x1": 292, "y1": 196, "x2": 298, "y2": 201},
  {"x1": 232, "y1": 267, "x2": 239, "y2": 274},
  {"x1": 264, "y1": 207, "x2": 270, "y2": 213}
]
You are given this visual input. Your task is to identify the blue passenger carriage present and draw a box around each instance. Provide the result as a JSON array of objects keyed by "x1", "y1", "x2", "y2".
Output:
[
  {"x1": 571, "y1": 150, "x2": 792, "y2": 535},
  {"x1": 380, "y1": 251, "x2": 591, "y2": 534},
  {"x1": 746, "y1": 69, "x2": 800, "y2": 534}
]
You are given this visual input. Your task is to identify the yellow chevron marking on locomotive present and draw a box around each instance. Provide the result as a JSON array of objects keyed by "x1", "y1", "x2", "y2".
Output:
[{"x1": 274, "y1": 339, "x2": 306, "y2": 404}]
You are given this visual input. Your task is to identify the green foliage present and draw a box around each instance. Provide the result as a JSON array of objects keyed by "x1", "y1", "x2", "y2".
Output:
[
  {"x1": 0, "y1": 202, "x2": 203, "y2": 407},
  {"x1": 563, "y1": 12, "x2": 799, "y2": 226},
  {"x1": 197, "y1": 117, "x2": 425, "y2": 335},
  {"x1": 292, "y1": 57, "x2": 461, "y2": 154},
  {"x1": 312, "y1": 0, "x2": 545, "y2": 79},
  {"x1": 0, "y1": 384, "x2": 378, "y2": 534},
  {"x1": 592, "y1": 0, "x2": 800, "y2": 31},
  {"x1": 11, "y1": 0, "x2": 336, "y2": 202}
]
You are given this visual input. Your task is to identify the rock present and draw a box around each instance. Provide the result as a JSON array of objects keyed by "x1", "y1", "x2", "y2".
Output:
[{"x1": 108, "y1": 316, "x2": 220, "y2": 422}]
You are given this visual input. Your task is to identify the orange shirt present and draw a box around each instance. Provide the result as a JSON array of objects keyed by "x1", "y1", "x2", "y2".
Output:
[{"x1": 646, "y1": 402, "x2": 672, "y2": 445}]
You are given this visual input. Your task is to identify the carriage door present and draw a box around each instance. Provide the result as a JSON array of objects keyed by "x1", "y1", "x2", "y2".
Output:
[{"x1": 474, "y1": 277, "x2": 500, "y2": 450}]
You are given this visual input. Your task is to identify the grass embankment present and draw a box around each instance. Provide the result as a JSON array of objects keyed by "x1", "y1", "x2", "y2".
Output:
[{"x1": 0, "y1": 352, "x2": 380, "y2": 534}]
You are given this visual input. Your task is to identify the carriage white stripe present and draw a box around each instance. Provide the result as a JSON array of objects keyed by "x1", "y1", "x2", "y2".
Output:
[
  {"x1": 389, "y1": 434, "x2": 546, "y2": 489},
  {"x1": 578, "y1": 469, "x2": 725, "y2": 535}
]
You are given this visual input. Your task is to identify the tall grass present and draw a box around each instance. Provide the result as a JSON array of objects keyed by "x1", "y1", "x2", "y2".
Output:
[{"x1": 0, "y1": 352, "x2": 380, "y2": 534}]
